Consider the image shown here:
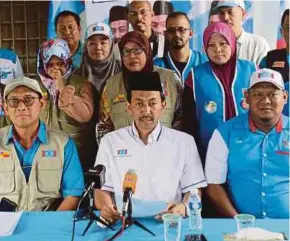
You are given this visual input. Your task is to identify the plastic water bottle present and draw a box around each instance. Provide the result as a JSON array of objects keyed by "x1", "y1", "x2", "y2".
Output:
[{"x1": 188, "y1": 188, "x2": 202, "y2": 233}]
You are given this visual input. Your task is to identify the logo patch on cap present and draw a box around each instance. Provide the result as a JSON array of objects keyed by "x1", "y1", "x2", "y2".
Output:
[
  {"x1": 258, "y1": 72, "x2": 274, "y2": 79},
  {"x1": 93, "y1": 26, "x2": 104, "y2": 32},
  {"x1": 42, "y1": 150, "x2": 56, "y2": 157},
  {"x1": 272, "y1": 61, "x2": 285, "y2": 68}
]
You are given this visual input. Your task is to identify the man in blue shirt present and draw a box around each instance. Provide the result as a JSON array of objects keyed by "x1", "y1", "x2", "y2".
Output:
[
  {"x1": 0, "y1": 77, "x2": 85, "y2": 211},
  {"x1": 205, "y1": 68, "x2": 289, "y2": 218}
]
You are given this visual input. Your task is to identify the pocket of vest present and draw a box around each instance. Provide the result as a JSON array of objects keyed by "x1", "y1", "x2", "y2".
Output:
[
  {"x1": 37, "y1": 159, "x2": 62, "y2": 193},
  {"x1": 0, "y1": 159, "x2": 15, "y2": 193}
]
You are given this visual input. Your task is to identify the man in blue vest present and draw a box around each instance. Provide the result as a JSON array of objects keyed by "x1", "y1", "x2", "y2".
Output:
[{"x1": 205, "y1": 68, "x2": 289, "y2": 218}]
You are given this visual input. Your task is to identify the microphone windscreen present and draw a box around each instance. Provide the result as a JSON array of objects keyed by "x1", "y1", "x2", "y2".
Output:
[{"x1": 122, "y1": 169, "x2": 137, "y2": 194}]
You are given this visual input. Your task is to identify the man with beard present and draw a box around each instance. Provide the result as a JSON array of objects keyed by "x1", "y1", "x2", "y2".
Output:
[
  {"x1": 94, "y1": 72, "x2": 206, "y2": 223},
  {"x1": 109, "y1": 6, "x2": 129, "y2": 44},
  {"x1": 128, "y1": 0, "x2": 165, "y2": 58},
  {"x1": 154, "y1": 12, "x2": 207, "y2": 84},
  {"x1": 205, "y1": 68, "x2": 289, "y2": 218}
]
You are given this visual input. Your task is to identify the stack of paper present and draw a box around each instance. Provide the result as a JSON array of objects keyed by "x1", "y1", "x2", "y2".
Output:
[{"x1": 0, "y1": 212, "x2": 22, "y2": 236}]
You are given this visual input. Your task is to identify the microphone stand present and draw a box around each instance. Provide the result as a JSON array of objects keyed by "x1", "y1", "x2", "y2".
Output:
[
  {"x1": 106, "y1": 194, "x2": 155, "y2": 240},
  {"x1": 81, "y1": 183, "x2": 114, "y2": 236}
]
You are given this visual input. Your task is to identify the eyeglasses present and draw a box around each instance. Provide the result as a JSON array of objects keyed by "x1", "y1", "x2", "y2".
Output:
[
  {"x1": 7, "y1": 96, "x2": 40, "y2": 108},
  {"x1": 121, "y1": 47, "x2": 144, "y2": 57},
  {"x1": 129, "y1": 9, "x2": 151, "y2": 18},
  {"x1": 166, "y1": 27, "x2": 191, "y2": 34}
]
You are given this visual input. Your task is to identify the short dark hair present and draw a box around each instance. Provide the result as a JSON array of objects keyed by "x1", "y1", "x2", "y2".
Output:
[
  {"x1": 127, "y1": 91, "x2": 166, "y2": 103},
  {"x1": 55, "y1": 11, "x2": 81, "y2": 30},
  {"x1": 166, "y1": 12, "x2": 190, "y2": 27},
  {"x1": 281, "y1": 9, "x2": 289, "y2": 26}
]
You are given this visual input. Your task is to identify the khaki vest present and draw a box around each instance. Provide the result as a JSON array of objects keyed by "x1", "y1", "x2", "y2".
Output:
[
  {"x1": 106, "y1": 66, "x2": 179, "y2": 130},
  {"x1": 38, "y1": 74, "x2": 86, "y2": 148},
  {"x1": 0, "y1": 126, "x2": 68, "y2": 211}
]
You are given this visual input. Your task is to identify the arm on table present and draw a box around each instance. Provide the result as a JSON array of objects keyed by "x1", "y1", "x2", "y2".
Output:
[{"x1": 57, "y1": 196, "x2": 80, "y2": 211}]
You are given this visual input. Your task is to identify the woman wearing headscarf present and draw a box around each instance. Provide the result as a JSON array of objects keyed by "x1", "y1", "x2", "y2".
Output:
[
  {"x1": 96, "y1": 31, "x2": 182, "y2": 143},
  {"x1": 76, "y1": 22, "x2": 121, "y2": 96},
  {"x1": 37, "y1": 38, "x2": 95, "y2": 170},
  {"x1": 184, "y1": 22, "x2": 256, "y2": 161}
]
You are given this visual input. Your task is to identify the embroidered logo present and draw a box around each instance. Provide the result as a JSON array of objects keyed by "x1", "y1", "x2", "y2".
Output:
[
  {"x1": 118, "y1": 149, "x2": 128, "y2": 156},
  {"x1": 272, "y1": 61, "x2": 285, "y2": 68},
  {"x1": 113, "y1": 94, "x2": 126, "y2": 104},
  {"x1": 0, "y1": 151, "x2": 10, "y2": 158},
  {"x1": 204, "y1": 101, "x2": 217, "y2": 114},
  {"x1": 42, "y1": 150, "x2": 56, "y2": 157},
  {"x1": 93, "y1": 26, "x2": 104, "y2": 32}
]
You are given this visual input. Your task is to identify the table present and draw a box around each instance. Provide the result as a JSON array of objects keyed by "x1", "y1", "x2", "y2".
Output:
[{"x1": 0, "y1": 212, "x2": 288, "y2": 241}]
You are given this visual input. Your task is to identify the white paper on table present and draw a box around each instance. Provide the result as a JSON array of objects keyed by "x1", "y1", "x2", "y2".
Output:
[
  {"x1": 0, "y1": 212, "x2": 22, "y2": 236},
  {"x1": 115, "y1": 194, "x2": 167, "y2": 218}
]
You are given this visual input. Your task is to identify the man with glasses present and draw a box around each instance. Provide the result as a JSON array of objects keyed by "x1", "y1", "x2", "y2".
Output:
[
  {"x1": 0, "y1": 77, "x2": 85, "y2": 211},
  {"x1": 205, "y1": 68, "x2": 289, "y2": 218},
  {"x1": 128, "y1": 0, "x2": 165, "y2": 58},
  {"x1": 259, "y1": 9, "x2": 289, "y2": 116},
  {"x1": 55, "y1": 11, "x2": 83, "y2": 70},
  {"x1": 215, "y1": 0, "x2": 269, "y2": 65}
]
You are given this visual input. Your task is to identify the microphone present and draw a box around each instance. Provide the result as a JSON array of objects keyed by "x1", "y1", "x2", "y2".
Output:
[
  {"x1": 122, "y1": 169, "x2": 137, "y2": 217},
  {"x1": 85, "y1": 164, "x2": 106, "y2": 190}
]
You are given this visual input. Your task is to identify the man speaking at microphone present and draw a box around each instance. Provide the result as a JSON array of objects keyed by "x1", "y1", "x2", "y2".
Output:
[{"x1": 94, "y1": 71, "x2": 206, "y2": 223}]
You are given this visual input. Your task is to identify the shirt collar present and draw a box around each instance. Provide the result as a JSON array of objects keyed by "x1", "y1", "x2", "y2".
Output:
[
  {"x1": 131, "y1": 121, "x2": 162, "y2": 143},
  {"x1": 248, "y1": 114, "x2": 284, "y2": 133},
  {"x1": 236, "y1": 29, "x2": 245, "y2": 44},
  {"x1": 6, "y1": 121, "x2": 48, "y2": 145}
]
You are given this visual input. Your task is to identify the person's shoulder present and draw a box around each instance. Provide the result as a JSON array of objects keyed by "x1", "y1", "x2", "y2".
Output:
[
  {"x1": 106, "y1": 72, "x2": 123, "y2": 85},
  {"x1": 153, "y1": 57, "x2": 165, "y2": 66},
  {"x1": 245, "y1": 32, "x2": 268, "y2": 44},
  {"x1": 101, "y1": 126, "x2": 131, "y2": 143},
  {"x1": 162, "y1": 126, "x2": 195, "y2": 143},
  {"x1": 218, "y1": 113, "x2": 248, "y2": 133},
  {"x1": 237, "y1": 58, "x2": 256, "y2": 69},
  {"x1": 46, "y1": 126, "x2": 70, "y2": 142},
  {"x1": 0, "y1": 48, "x2": 17, "y2": 64}
]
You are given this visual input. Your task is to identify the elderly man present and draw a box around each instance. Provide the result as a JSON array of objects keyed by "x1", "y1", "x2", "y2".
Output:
[
  {"x1": 94, "y1": 72, "x2": 206, "y2": 223},
  {"x1": 205, "y1": 68, "x2": 289, "y2": 218},
  {"x1": 128, "y1": 0, "x2": 165, "y2": 58},
  {"x1": 0, "y1": 77, "x2": 85, "y2": 211},
  {"x1": 55, "y1": 11, "x2": 83, "y2": 70},
  {"x1": 215, "y1": 0, "x2": 269, "y2": 65}
]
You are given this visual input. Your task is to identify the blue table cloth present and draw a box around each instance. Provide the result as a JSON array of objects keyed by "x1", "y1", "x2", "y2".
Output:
[{"x1": 0, "y1": 212, "x2": 288, "y2": 241}]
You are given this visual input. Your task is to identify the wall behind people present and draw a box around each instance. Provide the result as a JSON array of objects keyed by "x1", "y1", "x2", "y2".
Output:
[{"x1": 47, "y1": 0, "x2": 289, "y2": 53}]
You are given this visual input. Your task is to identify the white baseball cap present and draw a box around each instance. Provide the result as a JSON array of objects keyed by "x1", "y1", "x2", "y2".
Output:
[
  {"x1": 249, "y1": 68, "x2": 285, "y2": 90},
  {"x1": 85, "y1": 23, "x2": 112, "y2": 40},
  {"x1": 4, "y1": 77, "x2": 43, "y2": 100},
  {"x1": 215, "y1": 0, "x2": 245, "y2": 11}
]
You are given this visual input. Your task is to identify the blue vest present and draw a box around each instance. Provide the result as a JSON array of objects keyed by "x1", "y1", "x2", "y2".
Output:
[
  {"x1": 154, "y1": 50, "x2": 207, "y2": 83},
  {"x1": 193, "y1": 60, "x2": 256, "y2": 153}
]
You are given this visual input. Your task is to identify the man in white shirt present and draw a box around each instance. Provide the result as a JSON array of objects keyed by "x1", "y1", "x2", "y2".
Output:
[
  {"x1": 215, "y1": 0, "x2": 269, "y2": 65},
  {"x1": 94, "y1": 71, "x2": 206, "y2": 223}
]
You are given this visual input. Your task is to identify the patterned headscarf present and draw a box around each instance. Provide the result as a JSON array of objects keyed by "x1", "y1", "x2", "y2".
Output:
[{"x1": 37, "y1": 39, "x2": 72, "y2": 105}]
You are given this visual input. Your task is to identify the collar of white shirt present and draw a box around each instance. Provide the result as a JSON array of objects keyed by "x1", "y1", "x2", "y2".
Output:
[
  {"x1": 237, "y1": 29, "x2": 245, "y2": 45},
  {"x1": 131, "y1": 121, "x2": 162, "y2": 144}
]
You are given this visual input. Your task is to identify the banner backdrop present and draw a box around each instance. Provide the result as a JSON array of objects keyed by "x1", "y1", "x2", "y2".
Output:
[{"x1": 47, "y1": 0, "x2": 288, "y2": 52}]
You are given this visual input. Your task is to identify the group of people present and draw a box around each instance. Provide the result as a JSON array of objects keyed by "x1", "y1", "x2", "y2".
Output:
[{"x1": 0, "y1": 0, "x2": 288, "y2": 223}]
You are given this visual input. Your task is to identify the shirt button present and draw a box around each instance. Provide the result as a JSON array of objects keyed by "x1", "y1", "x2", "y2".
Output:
[
  {"x1": 263, "y1": 173, "x2": 267, "y2": 177},
  {"x1": 261, "y1": 192, "x2": 266, "y2": 196},
  {"x1": 263, "y1": 153, "x2": 267, "y2": 157}
]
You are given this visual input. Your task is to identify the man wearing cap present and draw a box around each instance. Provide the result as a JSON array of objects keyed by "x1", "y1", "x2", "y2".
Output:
[
  {"x1": 55, "y1": 11, "x2": 83, "y2": 70},
  {"x1": 94, "y1": 72, "x2": 206, "y2": 223},
  {"x1": 152, "y1": 1, "x2": 174, "y2": 35},
  {"x1": 109, "y1": 6, "x2": 130, "y2": 44},
  {"x1": 215, "y1": 0, "x2": 269, "y2": 65},
  {"x1": 205, "y1": 68, "x2": 289, "y2": 218},
  {"x1": 0, "y1": 77, "x2": 85, "y2": 211},
  {"x1": 128, "y1": 0, "x2": 166, "y2": 58}
]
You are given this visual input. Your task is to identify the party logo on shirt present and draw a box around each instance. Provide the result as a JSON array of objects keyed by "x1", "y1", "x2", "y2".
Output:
[
  {"x1": 42, "y1": 150, "x2": 56, "y2": 157},
  {"x1": 272, "y1": 61, "x2": 285, "y2": 68},
  {"x1": 204, "y1": 101, "x2": 217, "y2": 114},
  {"x1": 0, "y1": 151, "x2": 11, "y2": 158},
  {"x1": 117, "y1": 149, "x2": 128, "y2": 156}
]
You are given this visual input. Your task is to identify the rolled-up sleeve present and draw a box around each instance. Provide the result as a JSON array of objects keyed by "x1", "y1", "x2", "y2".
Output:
[
  {"x1": 180, "y1": 135, "x2": 207, "y2": 193},
  {"x1": 94, "y1": 136, "x2": 114, "y2": 192},
  {"x1": 61, "y1": 138, "x2": 85, "y2": 197},
  {"x1": 205, "y1": 129, "x2": 229, "y2": 184}
]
